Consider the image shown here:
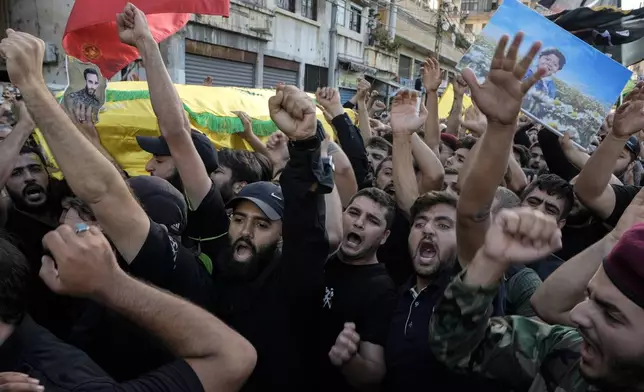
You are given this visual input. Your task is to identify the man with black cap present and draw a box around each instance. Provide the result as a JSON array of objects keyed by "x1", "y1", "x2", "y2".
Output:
[
  {"x1": 130, "y1": 8, "x2": 229, "y2": 270},
  {"x1": 429, "y1": 205, "x2": 644, "y2": 392}
]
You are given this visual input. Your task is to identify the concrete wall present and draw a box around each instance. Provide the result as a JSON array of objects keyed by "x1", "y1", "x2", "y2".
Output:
[{"x1": 9, "y1": 0, "x2": 72, "y2": 88}]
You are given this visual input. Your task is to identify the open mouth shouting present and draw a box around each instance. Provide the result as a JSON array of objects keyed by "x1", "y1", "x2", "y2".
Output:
[
  {"x1": 233, "y1": 240, "x2": 256, "y2": 262},
  {"x1": 343, "y1": 232, "x2": 364, "y2": 249},
  {"x1": 23, "y1": 183, "x2": 46, "y2": 204},
  {"x1": 416, "y1": 239, "x2": 438, "y2": 265}
]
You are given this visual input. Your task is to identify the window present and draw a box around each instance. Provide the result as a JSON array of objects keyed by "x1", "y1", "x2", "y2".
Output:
[
  {"x1": 349, "y1": 5, "x2": 362, "y2": 32},
  {"x1": 304, "y1": 65, "x2": 328, "y2": 93},
  {"x1": 337, "y1": 0, "x2": 346, "y2": 26},
  {"x1": 398, "y1": 55, "x2": 412, "y2": 79},
  {"x1": 277, "y1": 0, "x2": 295, "y2": 12},
  {"x1": 302, "y1": 0, "x2": 317, "y2": 20},
  {"x1": 461, "y1": 0, "x2": 479, "y2": 11}
]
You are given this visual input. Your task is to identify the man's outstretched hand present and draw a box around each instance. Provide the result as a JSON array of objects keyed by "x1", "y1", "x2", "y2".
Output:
[
  {"x1": 390, "y1": 89, "x2": 426, "y2": 134},
  {"x1": 0, "y1": 29, "x2": 45, "y2": 90},
  {"x1": 462, "y1": 32, "x2": 544, "y2": 127},
  {"x1": 269, "y1": 85, "x2": 317, "y2": 141},
  {"x1": 116, "y1": 3, "x2": 153, "y2": 48}
]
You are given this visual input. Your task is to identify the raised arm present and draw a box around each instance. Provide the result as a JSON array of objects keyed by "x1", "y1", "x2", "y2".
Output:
[
  {"x1": 40, "y1": 225, "x2": 256, "y2": 392},
  {"x1": 532, "y1": 186, "x2": 644, "y2": 325},
  {"x1": 1, "y1": 30, "x2": 149, "y2": 262},
  {"x1": 235, "y1": 110, "x2": 271, "y2": 158},
  {"x1": 421, "y1": 57, "x2": 443, "y2": 155},
  {"x1": 269, "y1": 85, "x2": 333, "y2": 298},
  {"x1": 390, "y1": 90, "x2": 428, "y2": 215},
  {"x1": 122, "y1": 4, "x2": 212, "y2": 207},
  {"x1": 430, "y1": 207, "x2": 572, "y2": 390},
  {"x1": 445, "y1": 76, "x2": 467, "y2": 136},
  {"x1": 575, "y1": 89, "x2": 644, "y2": 219},
  {"x1": 457, "y1": 33, "x2": 544, "y2": 266}
]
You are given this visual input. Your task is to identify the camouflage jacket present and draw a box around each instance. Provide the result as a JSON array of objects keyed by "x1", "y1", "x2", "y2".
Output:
[{"x1": 429, "y1": 272, "x2": 601, "y2": 392}]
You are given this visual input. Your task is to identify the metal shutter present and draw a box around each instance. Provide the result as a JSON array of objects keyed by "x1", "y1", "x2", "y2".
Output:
[
  {"x1": 185, "y1": 53, "x2": 254, "y2": 87},
  {"x1": 339, "y1": 88, "x2": 356, "y2": 106},
  {"x1": 263, "y1": 67, "x2": 298, "y2": 88}
]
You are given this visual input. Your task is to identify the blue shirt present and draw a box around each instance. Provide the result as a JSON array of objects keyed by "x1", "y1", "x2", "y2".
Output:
[{"x1": 524, "y1": 68, "x2": 557, "y2": 99}]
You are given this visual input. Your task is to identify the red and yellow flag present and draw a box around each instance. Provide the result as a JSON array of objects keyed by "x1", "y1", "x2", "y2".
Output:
[{"x1": 63, "y1": 0, "x2": 230, "y2": 78}]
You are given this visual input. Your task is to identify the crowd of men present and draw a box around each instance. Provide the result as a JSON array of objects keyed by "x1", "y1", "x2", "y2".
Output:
[{"x1": 2, "y1": 3, "x2": 644, "y2": 392}]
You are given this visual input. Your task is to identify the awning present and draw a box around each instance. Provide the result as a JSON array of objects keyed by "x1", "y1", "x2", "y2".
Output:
[{"x1": 338, "y1": 58, "x2": 378, "y2": 76}]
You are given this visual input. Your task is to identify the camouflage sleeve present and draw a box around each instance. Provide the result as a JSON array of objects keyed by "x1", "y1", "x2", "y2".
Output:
[{"x1": 429, "y1": 271, "x2": 582, "y2": 389}]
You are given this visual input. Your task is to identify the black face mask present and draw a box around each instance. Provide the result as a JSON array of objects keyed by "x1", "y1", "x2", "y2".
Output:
[{"x1": 216, "y1": 235, "x2": 279, "y2": 282}]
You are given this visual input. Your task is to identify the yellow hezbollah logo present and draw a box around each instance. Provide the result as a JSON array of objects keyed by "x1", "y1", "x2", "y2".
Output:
[{"x1": 82, "y1": 44, "x2": 101, "y2": 61}]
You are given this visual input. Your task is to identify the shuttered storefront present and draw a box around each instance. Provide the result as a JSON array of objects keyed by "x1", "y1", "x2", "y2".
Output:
[
  {"x1": 263, "y1": 67, "x2": 298, "y2": 89},
  {"x1": 185, "y1": 53, "x2": 255, "y2": 87},
  {"x1": 339, "y1": 88, "x2": 357, "y2": 106},
  {"x1": 263, "y1": 56, "x2": 300, "y2": 89}
]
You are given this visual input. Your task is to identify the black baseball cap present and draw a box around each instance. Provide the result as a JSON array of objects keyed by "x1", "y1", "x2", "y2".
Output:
[
  {"x1": 136, "y1": 129, "x2": 219, "y2": 174},
  {"x1": 625, "y1": 135, "x2": 641, "y2": 157},
  {"x1": 127, "y1": 176, "x2": 188, "y2": 236},
  {"x1": 226, "y1": 181, "x2": 284, "y2": 221}
]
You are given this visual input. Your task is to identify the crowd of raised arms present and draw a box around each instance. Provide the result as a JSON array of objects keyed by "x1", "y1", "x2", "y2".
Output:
[{"x1": 3, "y1": 3, "x2": 644, "y2": 392}]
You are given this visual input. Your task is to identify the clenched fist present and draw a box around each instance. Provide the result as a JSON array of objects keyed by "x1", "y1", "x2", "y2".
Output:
[
  {"x1": 482, "y1": 207, "x2": 562, "y2": 264},
  {"x1": 268, "y1": 85, "x2": 317, "y2": 141},
  {"x1": 329, "y1": 322, "x2": 360, "y2": 367},
  {"x1": 116, "y1": 3, "x2": 153, "y2": 48},
  {"x1": 40, "y1": 224, "x2": 124, "y2": 298},
  {"x1": 0, "y1": 29, "x2": 45, "y2": 89}
]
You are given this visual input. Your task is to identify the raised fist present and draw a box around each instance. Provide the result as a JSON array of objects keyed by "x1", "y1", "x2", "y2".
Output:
[
  {"x1": 316, "y1": 87, "x2": 344, "y2": 118},
  {"x1": 116, "y1": 3, "x2": 153, "y2": 47},
  {"x1": 329, "y1": 322, "x2": 360, "y2": 367},
  {"x1": 268, "y1": 85, "x2": 317, "y2": 141},
  {"x1": 482, "y1": 208, "x2": 562, "y2": 264},
  {"x1": 0, "y1": 29, "x2": 45, "y2": 89}
]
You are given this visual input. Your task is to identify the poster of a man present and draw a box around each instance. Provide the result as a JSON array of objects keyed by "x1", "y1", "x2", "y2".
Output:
[{"x1": 63, "y1": 56, "x2": 107, "y2": 123}]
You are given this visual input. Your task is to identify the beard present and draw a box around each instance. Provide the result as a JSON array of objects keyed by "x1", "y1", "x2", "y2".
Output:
[
  {"x1": 218, "y1": 180, "x2": 235, "y2": 204},
  {"x1": 6, "y1": 183, "x2": 51, "y2": 215},
  {"x1": 216, "y1": 235, "x2": 279, "y2": 282},
  {"x1": 85, "y1": 87, "x2": 96, "y2": 96},
  {"x1": 165, "y1": 170, "x2": 184, "y2": 194}
]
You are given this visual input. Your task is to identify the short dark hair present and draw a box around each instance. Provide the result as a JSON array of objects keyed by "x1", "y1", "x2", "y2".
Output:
[
  {"x1": 530, "y1": 142, "x2": 541, "y2": 151},
  {"x1": 84, "y1": 68, "x2": 99, "y2": 80},
  {"x1": 366, "y1": 136, "x2": 393, "y2": 156},
  {"x1": 539, "y1": 48, "x2": 566, "y2": 70},
  {"x1": 254, "y1": 153, "x2": 274, "y2": 182},
  {"x1": 444, "y1": 167, "x2": 459, "y2": 176},
  {"x1": 493, "y1": 187, "x2": 520, "y2": 215},
  {"x1": 458, "y1": 136, "x2": 477, "y2": 150},
  {"x1": 410, "y1": 191, "x2": 458, "y2": 222},
  {"x1": 375, "y1": 156, "x2": 392, "y2": 177},
  {"x1": 382, "y1": 133, "x2": 393, "y2": 144},
  {"x1": 520, "y1": 174, "x2": 574, "y2": 220},
  {"x1": 63, "y1": 196, "x2": 96, "y2": 222},
  {"x1": 513, "y1": 144, "x2": 530, "y2": 167},
  {"x1": 19, "y1": 144, "x2": 48, "y2": 167},
  {"x1": 348, "y1": 187, "x2": 396, "y2": 229},
  {"x1": 0, "y1": 233, "x2": 30, "y2": 324},
  {"x1": 218, "y1": 148, "x2": 264, "y2": 185}
]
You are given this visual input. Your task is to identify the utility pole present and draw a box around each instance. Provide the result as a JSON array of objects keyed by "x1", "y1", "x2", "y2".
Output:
[
  {"x1": 328, "y1": 0, "x2": 338, "y2": 88},
  {"x1": 434, "y1": 0, "x2": 443, "y2": 58}
]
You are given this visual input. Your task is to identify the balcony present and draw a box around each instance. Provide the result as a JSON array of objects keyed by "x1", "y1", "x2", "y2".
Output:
[
  {"x1": 364, "y1": 46, "x2": 399, "y2": 74},
  {"x1": 191, "y1": 0, "x2": 275, "y2": 41}
]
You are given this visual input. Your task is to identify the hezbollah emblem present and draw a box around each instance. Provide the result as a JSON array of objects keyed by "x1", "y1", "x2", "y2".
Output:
[{"x1": 82, "y1": 43, "x2": 101, "y2": 61}]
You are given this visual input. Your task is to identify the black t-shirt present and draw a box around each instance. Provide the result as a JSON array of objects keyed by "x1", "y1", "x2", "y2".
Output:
[
  {"x1": 319, "y1": 256, "x2": 397, "y2": 392},
  {"x1": 70, "y1": 220, "x2": 214, "y2": 381},
  {"x1": 607, "y1": 184, "x2": 641, "y2": 227},
  {"x1": 556, "y1": 219, "x2": 608, "y2": 260},
  {"x1": 527, "y1": 253, "x2": 565, "y2": 281},
  {"x1": 377, "y1": 207, "x2": 414, "y2": 286},
  {"x1": 183, "y1": 184, "x2": 229, "y2": 274},
  {"x1": 1, "y1": 316, "x2": 203, "y2": 392},
  {"x1": 4, "y1": 206, "x2": 85, "y2": 340}
]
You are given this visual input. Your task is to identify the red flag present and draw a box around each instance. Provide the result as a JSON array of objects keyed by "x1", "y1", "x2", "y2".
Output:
[{"x1": 63, "y1": 0, "x2": 229, "y2": 78}]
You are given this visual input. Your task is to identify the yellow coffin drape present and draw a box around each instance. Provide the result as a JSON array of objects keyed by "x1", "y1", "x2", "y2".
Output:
[
  {"x1": 438, "y1": 83, "x2": 473, "y2": 119},
  {"x1": 37, "y1": 82, "x2": 353, "y2": 177}
]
